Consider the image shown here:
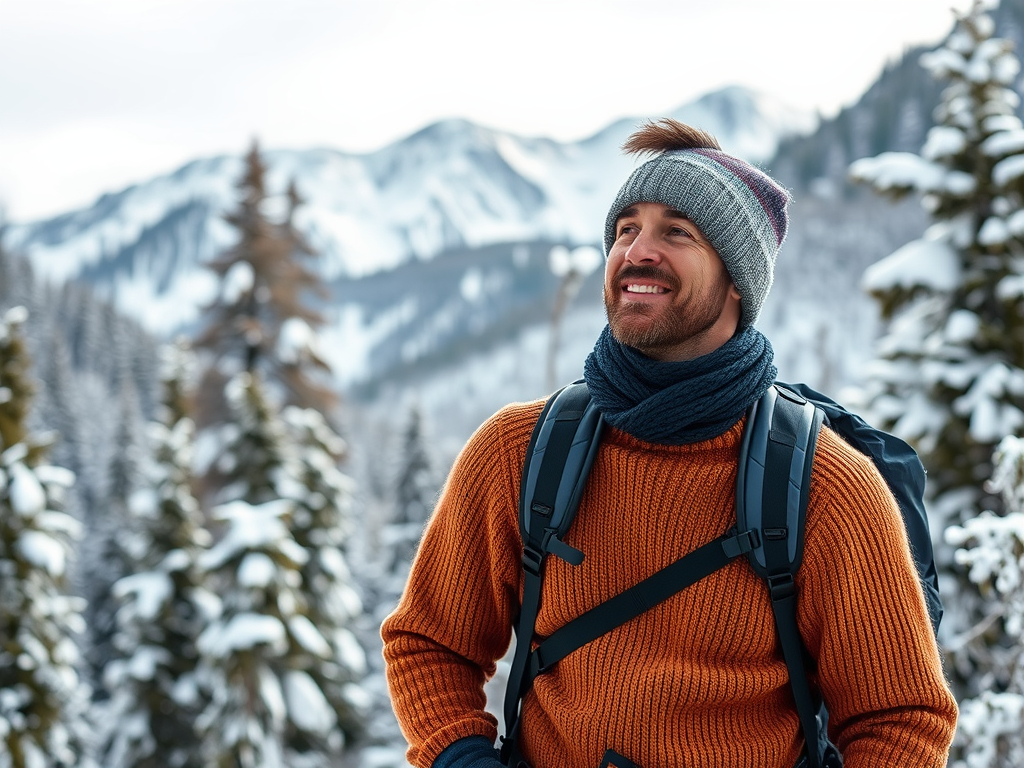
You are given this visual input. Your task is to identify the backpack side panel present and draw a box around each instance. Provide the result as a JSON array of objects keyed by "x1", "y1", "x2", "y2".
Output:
[{"x1": 782, "y1": 382, "x2": 942, "y2": 631}]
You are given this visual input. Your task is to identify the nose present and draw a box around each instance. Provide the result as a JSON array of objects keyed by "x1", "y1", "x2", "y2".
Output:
[{"x1": 623, "y1": 228, "x2": 663, "y2": 265}]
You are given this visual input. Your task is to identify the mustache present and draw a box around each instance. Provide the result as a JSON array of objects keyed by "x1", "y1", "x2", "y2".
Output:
[{"x1": 615, "y1": 265, "x2": 680, "y2": 290}]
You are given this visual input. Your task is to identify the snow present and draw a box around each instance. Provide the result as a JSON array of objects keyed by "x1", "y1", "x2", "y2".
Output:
[
  {"x1": 30, "y1": 464, "x2": 74, "y2": 489},
  {"x1": 953, "y1": 692, "x2": 1024, "y2": 768},
  {"x1": 982, "y1": 128, "x2": 1024, "y2": 156},
  {"x1": 459, "y1": 269, "x2": 483, "y2": 302},
  {"x1": 922, "y1": 126, "x2": 967, "y2": 160},
  {"x1": 954, "y1": 363, "x2": 1024, "y2": 442},
  {"x1": 549, "y1": 245, "x2": 603, "y2": 278},
  {"x1": 126, "y1": 646, "x2": 168, "y2": 681},
  {"x1": 993, "y1": 154, "x2": 1024, "y2": 186},
  {"x1": 8, "y1": 462, "x2": 46, "y2": 516},
  {"x1": 198, "y1": 613, "x2": 287, "y2": 657},
  {"x1": 861, "y1": 235, "x2": 961, "y2": 293},
  {"x1": 946, "y1": 309, "x2": 980, "y2": 343},
  {"x1": 920, "y1": 47, "x2": 967, "y2": 78},
  {"x1": 202, "y1": 499, "x2": 308, "y2": 571},
  {"x1": 114, "y1": 572, "x2": 173, "y2": 620},
  {"x1": 288, "y1": 615, "x2": 331, "y2": 658},
  {"x1": 260, "y1": 666, "x2": 287, "y2": 728},
  {"x1": 1, "y1": 88, "x2": 813, "y2": 339},
  {"x1": 284, "y1": 671, "x2": 336, "y2": 735},
  {"x1": 997, "y1": 271, "x2": 1024, "y2": 300},
  {"x1": 238, "y1": 552, "x2": 277, "y2": 588},
  {"x1": 277, "y1": 318, "x2": 318, "y2": 364},
  {"x1": 849, "y1": 152, "x2": 942, "y2": 191},
  {"x1": 333, "y1": 628, "x2": 368, "y2": 675},
  {"x1": 15, "y1": 530, "x2": 67, "y2": 576},
  {"x1": 2, "y1": 305, "x2": 28, "y2": 326},
  {"x1": 978, "y1": 215, "x2": 1010, "y2": 245},
  {"x1": 222, "y1": 261, "x2": 255, "y2": 303}
]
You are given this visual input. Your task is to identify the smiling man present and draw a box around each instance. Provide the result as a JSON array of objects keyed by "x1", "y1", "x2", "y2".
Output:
[{"x1": 382, "y1": 120, "x2": 957, "y2": 768}]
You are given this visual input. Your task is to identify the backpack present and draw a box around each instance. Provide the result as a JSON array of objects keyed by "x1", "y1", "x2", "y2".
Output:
[{"x1": 500, "y1": 381, "x2": 941, "y2": 768}]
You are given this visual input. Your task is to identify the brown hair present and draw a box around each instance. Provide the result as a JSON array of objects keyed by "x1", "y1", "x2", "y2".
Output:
[{"x1": 621, "y1": 119, "x2": 722, "y2": 156}]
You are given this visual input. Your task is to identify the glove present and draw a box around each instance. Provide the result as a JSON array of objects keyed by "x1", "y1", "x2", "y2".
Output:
[{"x1": 433, "y1": 735, "x2": 504, "y2": 768}]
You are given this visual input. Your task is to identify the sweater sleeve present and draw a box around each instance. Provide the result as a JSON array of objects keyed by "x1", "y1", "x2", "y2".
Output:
[
  {"x1": 381, "y1": 404, "x2": 534, "y2": 768},
  {"x1": 797, "y1": 426, "x2": 958, "y2": 768}
]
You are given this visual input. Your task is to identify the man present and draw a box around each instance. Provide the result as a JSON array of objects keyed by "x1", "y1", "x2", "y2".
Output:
[{"x1": 381, "y1": 119, "x2": 957, "y2": 768}]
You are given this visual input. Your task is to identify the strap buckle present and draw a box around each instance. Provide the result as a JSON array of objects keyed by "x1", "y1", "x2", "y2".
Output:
[
  {"x1": 767, "y1": 572, "x2": 796, "y2": 601},
  {"x1": 722, "y1": 528, "x2": 760, "y2": 558},
  {"x1": 522, "y1": 544, "x2": 544, "y2": 577}
]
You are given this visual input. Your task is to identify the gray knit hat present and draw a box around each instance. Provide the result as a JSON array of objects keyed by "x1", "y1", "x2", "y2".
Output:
[{"x1": 603, "y1": 148, "x2": 790, "y2": 328}]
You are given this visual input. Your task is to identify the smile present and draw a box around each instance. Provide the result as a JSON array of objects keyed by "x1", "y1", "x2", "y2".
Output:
[{"x1": 624, "y1": 284, "x2": 668, "y2": 294}]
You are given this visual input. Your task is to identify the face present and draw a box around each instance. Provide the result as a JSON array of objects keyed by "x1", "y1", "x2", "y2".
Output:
[{"x1": 604, "y1": 202, "x2": 742, "y2": 361}]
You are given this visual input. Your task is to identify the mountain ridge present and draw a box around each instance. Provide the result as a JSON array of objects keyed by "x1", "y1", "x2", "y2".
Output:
[{"x1": 1, "y1": 85, "x2": 815, "y2": 335}]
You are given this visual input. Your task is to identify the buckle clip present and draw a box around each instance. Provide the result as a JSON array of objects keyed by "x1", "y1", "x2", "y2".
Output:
[
  {"x1": 768, "y1": 573, "x2": 796, "y2": 601},
  {"x1": 522, "y1": 545, "x2": 544, "y2": 577}
]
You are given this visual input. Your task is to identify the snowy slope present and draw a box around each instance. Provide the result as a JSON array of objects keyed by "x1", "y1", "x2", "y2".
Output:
[{"x1": 2, "y1": 87, "x2": 814, "y2": 333}]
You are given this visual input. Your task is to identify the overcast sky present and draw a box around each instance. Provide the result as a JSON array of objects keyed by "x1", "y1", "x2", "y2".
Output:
[{"x1": 0, "y1": 0, "x2": 977, "y2": 223}]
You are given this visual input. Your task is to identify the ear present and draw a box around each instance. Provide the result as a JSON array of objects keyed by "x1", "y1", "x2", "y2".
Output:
[{"x1": 729, "y1": 283, "x2": 741, "y2": 301}]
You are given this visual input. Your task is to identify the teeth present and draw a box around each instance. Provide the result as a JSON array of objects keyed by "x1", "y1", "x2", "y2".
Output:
[{"x1": 625, "y1": 284, "x2": 666, "y2": 294}]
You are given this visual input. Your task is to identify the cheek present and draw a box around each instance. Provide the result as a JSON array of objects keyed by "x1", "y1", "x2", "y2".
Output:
[{"x1": 603, "y1": 256, "x2": 620, "y2": 289}]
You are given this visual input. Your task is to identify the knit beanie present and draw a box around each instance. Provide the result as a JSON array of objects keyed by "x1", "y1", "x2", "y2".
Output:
[{"x1": 603, "y1": 148, "x2": 790, "y2": 328}]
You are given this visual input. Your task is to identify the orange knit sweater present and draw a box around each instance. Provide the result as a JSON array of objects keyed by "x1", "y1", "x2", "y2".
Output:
[{"x1": 382, "y1": 399, "x2": 958, "y2": 768}]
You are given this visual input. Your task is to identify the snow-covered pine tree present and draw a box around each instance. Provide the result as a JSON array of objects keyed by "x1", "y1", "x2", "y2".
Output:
[
  {"x1": 99, "y1": 341, "x2": 215, "y2": 768},
  {"x1": 850, "y1": 1, "x2": 1024, "y2": 524},
  {"x1": 850, "y1": 1, "x2": 1024, "y2": 525},
  {"x1": 849, "y1": 0, "x2": 1024, "y2": 696},
  {"x1": 194, "y1": 142, "x2": 336, "y2": 434},
  {"x1": 83, "y1": 378, "x2": 146, "y2": 696},
  {"x1": 0, "y1": 306, "x2": 93, "y2": 768},
  {"x1": 196, "y1": 372, "x2": 352, "y2": 768},
  {"x1": 945, "y1": 435, "x2": 1024, "y2": 768},
  {"x1": 281, "y1": 405, "x2": 367, "y2": 750},
  {"x1": 381, "y1": 403, "x2": 436, "y2": 608}
]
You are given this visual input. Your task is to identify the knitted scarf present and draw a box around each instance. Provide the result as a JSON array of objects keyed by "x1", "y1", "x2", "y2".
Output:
[{"x1": 582, "y1": 325, "x2": 777, "y2": 445}]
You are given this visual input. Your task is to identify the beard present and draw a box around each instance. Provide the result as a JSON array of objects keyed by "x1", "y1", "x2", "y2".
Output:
[{"x1": 604, "y1": 264, "x2": 733, "y2": 357}]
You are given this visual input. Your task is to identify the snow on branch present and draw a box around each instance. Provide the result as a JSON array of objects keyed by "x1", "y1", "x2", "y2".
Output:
[{"x1": 861, "y1": 235, "x2": 961, "y2": 294}]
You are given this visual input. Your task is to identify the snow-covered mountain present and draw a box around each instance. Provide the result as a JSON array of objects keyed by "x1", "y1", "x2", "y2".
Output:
[{"x1": 1, "y1": 87, "x2": 814, "y2": 334}]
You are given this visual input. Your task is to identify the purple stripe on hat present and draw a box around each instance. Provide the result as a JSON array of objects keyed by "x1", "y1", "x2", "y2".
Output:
[{"x1": 690, "y1": 149, "x2": 788, "y2": 246}]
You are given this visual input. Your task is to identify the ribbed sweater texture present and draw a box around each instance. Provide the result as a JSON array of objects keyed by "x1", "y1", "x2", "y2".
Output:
[{"x1": 381, "y1": 400, "x2": 958, "y2": 768}]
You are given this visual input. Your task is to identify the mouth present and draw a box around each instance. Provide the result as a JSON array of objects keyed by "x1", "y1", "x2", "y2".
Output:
[
  {"x1": 623, "y1": 283, "x2": 669, "y2": 295},
  {"x1": 615, "y1": 266, "x2": 677, "y2": 300}
]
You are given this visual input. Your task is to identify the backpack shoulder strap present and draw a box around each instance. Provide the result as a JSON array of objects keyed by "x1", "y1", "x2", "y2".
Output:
[
  {"x1": 518, "y1": 380, "x2": 604, "y2": 566},
  {"x1": 502, "y1": 381, "x2": 604, "y2": 763},
  {"x1": 737, "y1": 383, "x2": 830, "y2": 768},
  {"x1": 736, "y1": 384, "x2": 823, "y2": 578}
]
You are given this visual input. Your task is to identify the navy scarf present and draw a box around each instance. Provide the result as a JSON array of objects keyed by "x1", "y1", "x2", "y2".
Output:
[{"x1": 582, "y1": 325, "x2": 777, "y2": 445}]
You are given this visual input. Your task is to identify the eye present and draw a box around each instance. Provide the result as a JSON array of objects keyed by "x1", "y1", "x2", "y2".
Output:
[
  {"x1": 669, "y1": 226, "x2": 693, "y2": 239},
  {"x1": 617, "y1": 223, "x2": 638, "y2": 238}
]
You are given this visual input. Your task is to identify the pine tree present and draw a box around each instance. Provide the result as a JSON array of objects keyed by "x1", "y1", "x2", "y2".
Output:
[
  {"x1": 99, "y1": 341, "x2": 213, "y2": 768},
  {"x1": 850, "y1": 2, "x2": 1024, "y2": 523},
  {"x1": 84, "y1": 378, "x2": 146, "y2": 695},
  {"x1": 0, "y1": 306, "x2": 93, "y2": 768},
  {"x1": 850, "y1": 0, "x2": 1024, "y2": 695},
  {"x1": 281, "y1": 405, "x2": 367, "y2": 752},
  {"x1": 945, "y1": 436, "x2": 1024, "y2": 768},
  {"x1": 190, "y1": 140, "x2": 367, "y2": 765},
  {"x1": 383, "y1": 403, "x2": 436, "y2": 599},
  {"x1": 195, "y1": 372, "x2": 354, "y2": 768},
  {"x1": 195, "y1": 143, "x2": 335, "y2": 430}
]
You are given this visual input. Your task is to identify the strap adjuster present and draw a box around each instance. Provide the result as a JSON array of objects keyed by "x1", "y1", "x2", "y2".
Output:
[
  {"x1": 522, "y1": 545, "x2": 544, "y2": 576},
  {"x1": 768, "y1": 573, "x2": 796, "y2": 601},
  {"x1": 722, "y1": 528, "x2": 760, "y2": 558}
]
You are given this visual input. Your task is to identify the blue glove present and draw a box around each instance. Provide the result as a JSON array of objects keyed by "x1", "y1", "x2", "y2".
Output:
[{"x1": 433, "y1": 735, "x2": 504, "y2": 768}]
